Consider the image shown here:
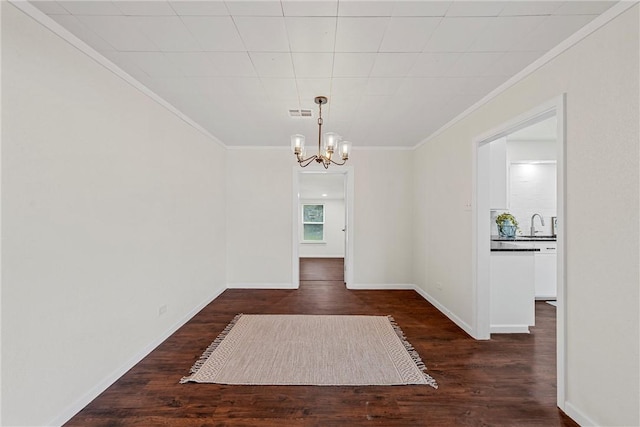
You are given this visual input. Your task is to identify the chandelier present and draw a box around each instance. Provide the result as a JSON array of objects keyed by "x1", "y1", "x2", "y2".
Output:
[{"x1": 291, "y1": 96, "x2": 351, "y2": 169}]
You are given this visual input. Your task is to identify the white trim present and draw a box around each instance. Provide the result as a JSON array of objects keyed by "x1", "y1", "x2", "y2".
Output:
[
  {"x1": 47, "y1": 286, "x2": 226, "y2": 427},
  {"x1": 415, "y1": 1, "x2": 637, "y2": 150},
  {"x1": 9, "y1": 1, "x2": 227, "y2": 149},
  {"x1": 226, "y1": 283, "x2": 297, "y2": 289},
  {"x1": 229, "y1": 146, "x2": 289, "y2": 150},
  {"x1": 347, "y1": 283, "x2": 416, "y2": 290},
  {"x1": 299, "y1": 255, "x2": 345, "y2": 258},
  {"x1": 490, "y1": 325, "x2": 531, "y2": 334},
  {"x1": 564, "y1": 402, "x2": 598, "y2": 427},
  {"x1": 230, "y1": 145, "x2": 415, "y2": 151},
  {"x1": 411, "y1": 286, "x2": 475, "y2": 337},
  {"x1": 555, "y1": 95, "x2": 568, "y2": 411},
  {"x1": 471, "y1": 95, "x2": 567, "y2": 411}
]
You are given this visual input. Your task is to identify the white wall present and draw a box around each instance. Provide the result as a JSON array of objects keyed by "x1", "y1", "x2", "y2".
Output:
[
  {"x1": 508, "y1": 163, "x2": 557, "y2": 236},
  {"x1": 413, "y1": 6, "x2": 639, "y2": 426},
  {"x1": 507, "y1": 139, "x2": 557, "y2": 162},
  {"x1": 226, "y1": 148, "x2": 414, "y2": 287},
  {"x1": 299, "y1": 198, "x2": 345, "y2": 258},
  {"x1": 1, "y1": 4, "x2": 227, "y2": 426}
]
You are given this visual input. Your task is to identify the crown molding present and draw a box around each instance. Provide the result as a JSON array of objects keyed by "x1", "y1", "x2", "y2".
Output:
[
  {"x1": 8, "y1": 0, "x2": 228, "y2": 149},
  {"x1": 414, "y1": 1, "x2": 639, "y2": 150}
]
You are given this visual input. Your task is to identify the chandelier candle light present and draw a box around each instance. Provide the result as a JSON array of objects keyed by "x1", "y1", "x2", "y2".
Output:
[{"x1": 291, "y1": 96, "x2": 352, "y2": 168}]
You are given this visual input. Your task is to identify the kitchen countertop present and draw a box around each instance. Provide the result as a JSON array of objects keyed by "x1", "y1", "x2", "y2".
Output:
[
  {"x1": 491, "y1": 241, "x2": 539, "y2": 252},
  {"x1": 492, "y1": 235, "x2": 557, "y2": 242}
]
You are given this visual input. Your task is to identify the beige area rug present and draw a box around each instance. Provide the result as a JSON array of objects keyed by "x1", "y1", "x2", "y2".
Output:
[{"x1": 180, "y1": 314, "x2": 437, "y2": 388}]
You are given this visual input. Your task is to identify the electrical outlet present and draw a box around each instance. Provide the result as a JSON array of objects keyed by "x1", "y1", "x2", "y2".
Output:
[{"x1": 159, "y1": 304, "x2": 167, "y2": 316}]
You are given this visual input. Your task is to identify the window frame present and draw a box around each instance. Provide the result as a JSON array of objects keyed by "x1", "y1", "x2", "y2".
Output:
[{"x1": 301, "y1": 203, "x2": 325, "y2": 243}]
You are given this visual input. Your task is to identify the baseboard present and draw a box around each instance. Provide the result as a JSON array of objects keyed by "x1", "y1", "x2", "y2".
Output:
[
  {"x1": 226, "y1": 282, "x2": 298, "y2": 289},
  {"x1": 564, "y1": 401, "x2": 598, "y2": 426},
  {"x1": 346, "y1": 283, "x2": 416, "y2": 290},
  {"x1": 490, "y1": 325, "x2": 531, "y2": 334},
  {"x1": 48, "y1": 286, "x2": 226, "y2": 427},
  {"x1": 411, "y1": 286, "x2": 475, "y2": 337}
]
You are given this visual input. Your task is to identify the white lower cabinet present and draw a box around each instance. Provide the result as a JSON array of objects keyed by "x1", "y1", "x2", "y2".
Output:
[
  {"x1": 533, "y1": 242, "x2": 557, "y2": 299},
  {"x1": 490, "y1": 252, "x2": 535, "y2": 333}
]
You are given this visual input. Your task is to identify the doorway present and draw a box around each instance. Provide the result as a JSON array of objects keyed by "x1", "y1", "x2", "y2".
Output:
[
  {"x1": 473, "y1": 95, "x2": 566, "y2": 408},
  {"x1": 292, "y1": 168, "x2": 354, "y2": 288}
]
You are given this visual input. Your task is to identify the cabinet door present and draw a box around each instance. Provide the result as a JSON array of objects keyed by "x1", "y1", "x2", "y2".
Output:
[{"x1": 534, "y1": 253, "x2": 557, "y2": 299}]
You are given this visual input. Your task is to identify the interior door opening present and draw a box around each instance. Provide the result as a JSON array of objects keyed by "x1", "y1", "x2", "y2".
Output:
[
  {"x1": 473, "y1": 95, "x2": 566, "y2": 408},
  {"x1": 292, "y1": 168, "x2": 354, "y2": 288}
]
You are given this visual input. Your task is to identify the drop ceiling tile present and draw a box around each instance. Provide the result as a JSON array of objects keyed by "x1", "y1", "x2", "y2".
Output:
[
  {"x1": 250, "y1": 52, "x2": 295, "y2": 77},
  {"x1": 296, "y1": 78, "x2": 332, "y2": 99},
  {"x1": 482, "y1": 51, "x2": 545, "y2": 77},
  {"x1": 447, "y1": 52, "x2": 504, "y2": 77},
  {"x1": 76, "y1": 16, "x2": 158, "y2": 51},
  {"x1": 338, "y1": 1, "x2": 394, "y2": 17},
  {"x1": 499, "y1": 1, "x2": 563, "y2": 16},
  {"x1": 553, "y1": 1, "x2": 616, "y2": 15},
  {"x1": 164, "y1": 52, "x2": 218, "y2": 76},
  {"x1": 118, "y1": 52, "x2": 184, "y2": 77},
  {"x1": 224, "y1": 77, "x2": 268, "y2": 99},
  {"x1": 392, "y1": 1, "x2": 451, "y2": 17},
  {"x1": 260, "y1": 78, "x2": 299, "y2": 100},
  {"x1": 193, "y1": 77, "x2": 237, "y2": 99},
  {"x1": 365, "y1": 78, "x2": 404, "y2": 96},
  {"x1": 408, "y1": 52, "x2": 460, "y2": 77},
  {"x1": 379, "y1": 17, "x2": 441, "y2": 52},
  {"x1": 285, "y1": 17, "x2": 337, "y2": 52},
  {"x1": 469, "y1": 16, "x2": 546, "y2": 52},
  {"x1": 422, "y1": 17, "x2": 491, "y2": 52},
  {"x1": 209, "y1": 52, "x2": 257, "y2": 77},
  {"x1": 445, "y1": 1, "x2": 505, "y2": 17},
  {"x1": 58, "y1": 1, "x2": 122, "y2": 15},
  {"x1": 235, "y1": 17, "x2": 290, "y2": 51},
  {"x1": 181, "y1": 16, "x2": 245, "y2": 51},
  {"x1": 292, "y1": 53, "x2": 333, "y2": 78},
  {"x1": 335, "y1": 17, "x2": 390, "y2": 52},
  {"x1": 332, "y1": 53, "x2": 377, "y2": 77},
  {"x1": 281, "y1": 1, "x2": 338, "y2": 17},
  {"x1": 370, "y1": 53, "x2": 418, "y2": 77},
  {"x1": 49, "y1": 14, "x2": 115, "y2": 52},
  {"x1": 396, "y1": 77, "x2": 457, "y2": 98},
  {"x1": 133, "y1": 16, "x2": 200, "y2": 51},
  {"x1": 169, "y1": 1, "x2": 229, "y2": 15},
  {"x1": 31, "y1": 1, "x2": 69, "y2": 15},
  {"x1": 331, "y1": 78, "x2": 368, "y2": 97},
  {"x1": 458, "y1": 75, "x2": 508, "y2": 95},
  {"x1": 115, "y1": 1, "x2": 175, "y2": 16},
  {"x1": 514, "y1": 14, "x2": 596, "y2": 51},
  {"x1": 225, "y1": 1, "x2": 283, "y2": 16}
]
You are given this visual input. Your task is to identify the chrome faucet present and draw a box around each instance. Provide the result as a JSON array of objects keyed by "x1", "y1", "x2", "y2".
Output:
[{"x1": 530, "y1": 213, "x2": 545, "y2": 236}]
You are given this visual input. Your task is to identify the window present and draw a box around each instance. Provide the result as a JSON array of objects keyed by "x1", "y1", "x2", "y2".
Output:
[{"x1": 302, "y1": 204, "x2": 324, "y2": 241}]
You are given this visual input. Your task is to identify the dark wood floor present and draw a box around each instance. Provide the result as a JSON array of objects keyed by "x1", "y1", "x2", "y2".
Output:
[{"x1": 66, "y1": 259, "x2": 576, "y2": 427}]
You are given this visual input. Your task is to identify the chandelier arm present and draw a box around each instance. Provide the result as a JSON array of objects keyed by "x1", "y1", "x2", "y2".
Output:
[
  {"x1": 328, "y1": 157, "x2": 348, "y2": 166},
  {"x1": 298, "y1": 155, "x2": 318, "y2": 168}
]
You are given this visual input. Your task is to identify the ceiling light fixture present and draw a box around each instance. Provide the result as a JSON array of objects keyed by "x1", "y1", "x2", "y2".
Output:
[{"x1": 291, "y1": 96, "x2": 351, "y2": 169}]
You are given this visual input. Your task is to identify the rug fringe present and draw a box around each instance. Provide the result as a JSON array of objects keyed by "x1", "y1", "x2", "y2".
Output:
[
  {"x1": 387, "y1": 315, "x2": 438, "y2": 389},
  {"x1": 180, "y1": 313, "x2": 244, "y2": 384}
]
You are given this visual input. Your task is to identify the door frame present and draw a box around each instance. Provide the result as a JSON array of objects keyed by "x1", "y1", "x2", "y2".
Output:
[
  {"x1": 471, "y1": 94, "x2": 567, "y2": 409},
  {"x1": 292, "y1": 167, "x2": 354, "y2": 287}
]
